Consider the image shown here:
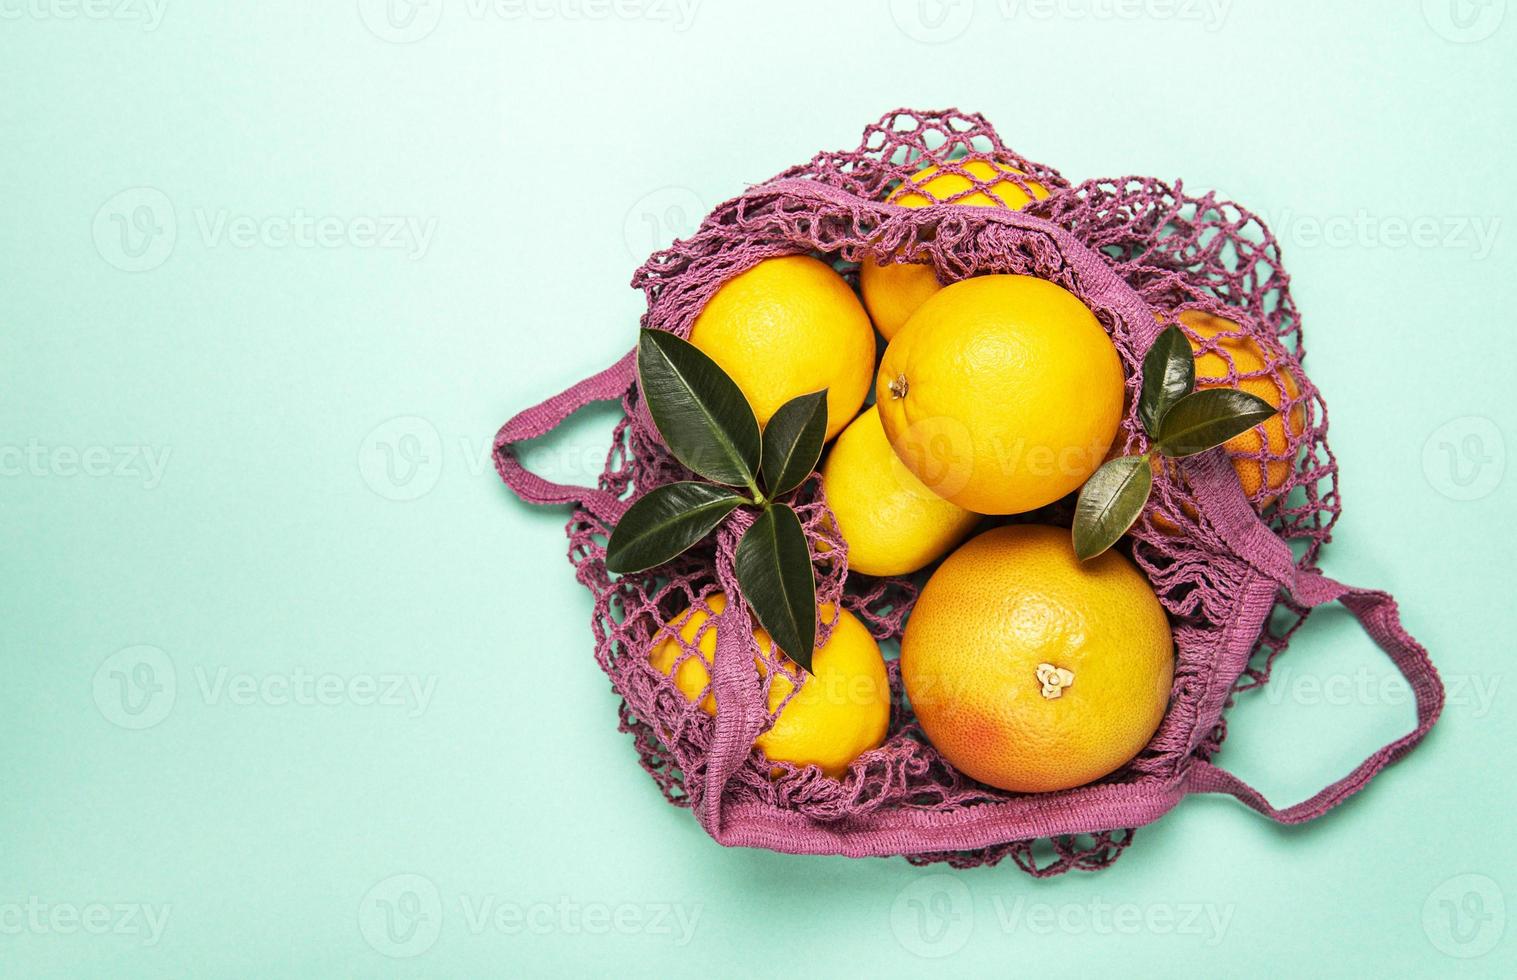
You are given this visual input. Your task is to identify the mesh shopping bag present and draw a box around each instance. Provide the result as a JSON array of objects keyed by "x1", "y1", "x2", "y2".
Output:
[{"x1": 493, "y1": 109, "x2": 1443, "y2": 876}]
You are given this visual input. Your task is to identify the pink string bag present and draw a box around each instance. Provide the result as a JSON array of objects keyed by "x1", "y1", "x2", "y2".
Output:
[{"x1": 494, "y1": 109, "x2": 1444, "y2": 876}]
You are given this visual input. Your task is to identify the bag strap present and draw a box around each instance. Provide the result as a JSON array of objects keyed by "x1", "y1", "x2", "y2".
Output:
[
  {"x1": 1181, "y1": 453, "x2": 1445, "y2": 823},
  {"x1": 492, "y1": 350, "x2": 636, "y2": 526}
]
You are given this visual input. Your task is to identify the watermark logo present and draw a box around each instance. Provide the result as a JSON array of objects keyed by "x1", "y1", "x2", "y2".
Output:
[
  {"x1": 457, "y1": 896, "x2": 701, "y2": 943},
  {"x1": 0, "y1": 0, "x2": 168, "y2": 30},
  {"x1": 0, "y1": 441, "x2": 171, "y2": 489},
  {"x1": 1422, "y1": 873, "x2": 1505, "y2": 958},
  {"x1": 889, "y1": 0, "x2": 975, "y2": 43},
  {"x1": 1422, "y1": 416, "x2": 1504, "y2": 501},
  {"x1": 1262, "y1": 666, "x2": 1499, "y2": 719},
  {"x1": 194, "y1": 666, "x2": 437, "y2": 717},
  {"x1": 992, "y1": 896, "x2": 1234, "y2": 945},
  {"x1": 1422, "y1": 0, "x2": 1505, "y2": 43},
  {"x1": 360, "y1": 873, "x2": 443, "y2": 958},
  {"x1": 1254, "y1": 207, "x2": 1500, "y2": 259},
  {"x1": 892, "y1": 413, "x2": 976, "y2": 500},
  {"x1": 357, "y1": 0, "x2": 445, "y2": 42},
  {"x1": 93, "y1": 188, "x2": 437, "y2": 270},
  {"x1": 193, "y1": 209, "x2": 436, "y2": 258},
  {"x1": 359, "y1": 416, "x2": 445, "y2": 501},
  {"x1": 94, "y1": 648, "x2": 438, "y2": 728},
  {"x1": 0, "y1": 898, "x2": 171, "y2": 946},
  {"x1": 358, "y1": 876, "x2": 703, "y2": 956},
  {"x1": 623, "y1": 185, "x2": 706, "y2": 260},
  {"x1": 890, "y1": 875, "x2": 973, "y2": 958},
  {"x1": 93, "y1": 188, "x2": 177, "y2": 273},
  {"x1": 360, "y1": 0, "x2": 699, "y2": 41},
  {"x1": 999, "y1": 0, "x2": 1231, "y2": 31},
  {"x1": 92, "y1": 645, "x2": 177, "y2": 730}
]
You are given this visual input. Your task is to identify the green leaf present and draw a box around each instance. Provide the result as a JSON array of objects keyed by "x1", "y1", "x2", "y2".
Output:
[
  {"x1": 637, "y1": 329, "x2": 761, "y2": 489},
  {"x1": 734, "y1": 503, "x2": 816, "y2": 670},
  {"x1": 1154, "y1": 388, "x2": 1280, "y2": 457},
  {"x1": 1139, "y1": 325, "x2": 1195, "y2": 437},
  {"x1": 604, "y1": 482, "x2": 743, "y2": 574},
  {"x1": 1073, "y1": 455, "x2": 1153, "y2": 560},
  {"x1": 758, "y1": 389, "x2": 828, "y2": 498}
]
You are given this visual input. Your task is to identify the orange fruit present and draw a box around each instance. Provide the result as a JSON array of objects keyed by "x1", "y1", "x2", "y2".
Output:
[
  {"x1": 649, "y1": 593, "x2": 890, "y2": 778},
  {"x1": 1135, "y1": 311, "x2": 1307, "y2": 534},
  {"x1": 901, "y1": 525, "x2": 1173, "y2": 793},
  {"x1": 876, "y1": 275, "x2": 1125, "y2": 515},
  {"x1": 688, "y1": 255, "x2": 875, "y2": 440},
  {"x1": 1177, "y1": 310, "x2": 1304, "y2": 502},
  {"x1": 859, "y1": 159, "x2": 1050, "y2": 340}
]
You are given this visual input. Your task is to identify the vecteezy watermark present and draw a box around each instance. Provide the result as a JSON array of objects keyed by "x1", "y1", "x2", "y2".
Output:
[
  {"x1": 359, "y1": 419, "x2": 611, "y2": 502},
  {"x1": 889, "y1": 0, "x2": 1233, "y2": 41},
  {"x1": 357, "y1": 874, "x2": 703, "y2": 958},
  {"x1": 193, "y1": 666, "x2": 437, "y2": 717},
  {"x1": 357, "y1": 0, "x2": 700, "y2": 43},
  {"x1": 888, "y1": 0, "x2": 976, "y2": 43},
  {"x1": 360, "y1": 874, "x2": 444, "y2": 958},
  {"x1": 92, "y1": 647, "x2": 438, "y2": 729},
  {"x1": 92, "y1": 646, "x2": 177, "y2": 730},
  {"x1": 356, "y1": 0, "x2": 445, "y2": 42},
  {"x1": 1000, "y1": 0, "x2": 1231, "y2": 29},
  {"x1": 991, "y1": 896, "x2": 1234, "y2": 946},
  {"x1": 1422, "y1": 0, "x2": 1506, "y2": 43},
  {"x1": 888, "y1": 876, "x2": 1234, "y2": 956},
  {"x1": 456, "y1": 895, "x2": 702, "y2": 944},
  {"x1": 1423, "y1": 873, "x2": 1505, "y2": 958},
  {"x1": 92, "y1": 188, "x2": 437, "y2": 272},
  {"x1": 623, "y1": 186, "x2": 706, "y2": 260},
  {"x1": 1422, "y1": 416, "x2": 1505, "y2": 502},
  {"x1": 0, "y1": 898, "x2": 171, "y2": 946},
  {"x1": 890, "y1": 875, "x2": 974, "y2": 958},
  {"x1": 92, "y1": 187, "x2": 176, "y2": 273},
  {"x1": 0, "y1": 0, "x2": 168, "y2": 30},
  {"x1": 1254, "y1": 207, "x2": 1501, "y2": 260},
  {"x1": 359, "y1": 416, "x2": 445, "y2": 501},
  {"x1": 1262, "y1": 667, "x2": 1499, "y2": 719},
  {"x1": 0, "y1": 440, "x2": 170, "y2": 490}
]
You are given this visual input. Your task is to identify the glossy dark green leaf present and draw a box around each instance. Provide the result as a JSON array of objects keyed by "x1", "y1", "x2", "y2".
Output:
[
  {"x1": 1139, "y1": 325, "x2": 1195, "y2": 437},
  {"x1": 637, "y1": 329, "x2": 761, "y2": 488},
  {"x1": 759, "y1": 389, "x2": 828, "y2": 498},
  {"x1": 734, "y1": 503, "x2": 816, "y2": 670},
  {"x1": 604, "y1": 482, "x2": 743, "y2": 574},
  {"x1": 1154, "y1": 388, "x2": 1280, "y2": 457},
  {"x1": 1073, "y1": 455, "x2": 1153, "y2": 560}
]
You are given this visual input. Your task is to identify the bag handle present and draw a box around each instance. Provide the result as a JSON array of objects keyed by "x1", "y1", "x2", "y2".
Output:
[
  {"x1": 492, "y1": 350, "x2": 637, "y2": 526},
  {"x1": 1181, "y1": 453, "x2": 1445, "y2": 823}
]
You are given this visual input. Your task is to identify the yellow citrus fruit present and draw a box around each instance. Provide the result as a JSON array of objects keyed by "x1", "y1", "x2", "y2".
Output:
[
  {"x1": 688, "y1": 255, "x2": 875, "y2": 441},
  {"x1": 649, "y1": 593, "x2": 890, "y2": 778},
  {"x1": 859, "y1": 159, "x2": 1050, "y2": 340},
  {"x1": 901, "y1": 524, "x2": 1173, "y2": 793},
  {"x1": 876, "y1": 274, "x2": 1125, "y2": 515},
  {"x1": 1178, "y1": 310, "x2": 1304, "y2": 501},
  {"x1": 820, "y1": 406, "x2": 980, "y2": 577},
  {"x1": 1136, "y1": 310, "x2": 1308, "y2": 534}
]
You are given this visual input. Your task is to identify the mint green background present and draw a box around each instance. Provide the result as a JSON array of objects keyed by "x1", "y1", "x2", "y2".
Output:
[{"x1": 2, "y1": 2, "x2": 1513, "y2": 976}]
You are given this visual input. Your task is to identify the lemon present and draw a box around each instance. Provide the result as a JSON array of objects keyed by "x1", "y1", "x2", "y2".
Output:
[
  {"x1": 688, "y1": 255, "x2": 875, "y2": 440},
  {"x1": 648, "y1": 593, "x2": 890, "y2": 778},
  {"x1": 902, "y1": 524, "x2": 1173, "y2": 793},
  {"x1": 821, "y1": 406, "x2": 979, "y2": 576},
  {"x1": 876, "y1": 274, "x2": 1125, "y2": 515},
  {"x1": 860, "y1": 159, "x2": 1050, "y2": 340}
]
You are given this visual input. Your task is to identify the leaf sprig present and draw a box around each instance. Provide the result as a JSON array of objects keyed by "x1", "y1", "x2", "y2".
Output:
[
  {"x1": 605, "y1": 329, "x2": 827, "y2": 669},
  {"x1": 1072, "y1": 324, "x2": 1280, "y2": 560}
]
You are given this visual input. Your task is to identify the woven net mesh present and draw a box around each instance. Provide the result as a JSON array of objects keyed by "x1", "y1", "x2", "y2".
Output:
[{"x1": 557, "y1": 109, "x2": 1337, "y2": 876}]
